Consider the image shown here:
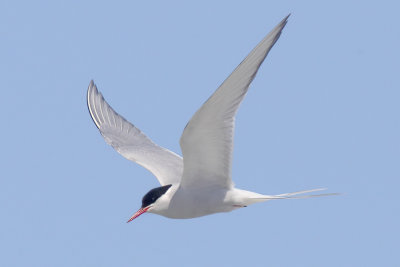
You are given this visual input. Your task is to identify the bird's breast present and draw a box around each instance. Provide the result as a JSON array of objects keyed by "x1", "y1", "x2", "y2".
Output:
[{"x1": 158, "y1": 187, "x2": 236, "y2": 219}]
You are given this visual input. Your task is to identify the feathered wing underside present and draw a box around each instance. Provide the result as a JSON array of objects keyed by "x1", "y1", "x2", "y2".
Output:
[
  {"x1": 87, "y1": 81, "x2": 183, "y2": 185},
  {"x1": 179, "y1": 15, "x2": 290, "y2": 189}
]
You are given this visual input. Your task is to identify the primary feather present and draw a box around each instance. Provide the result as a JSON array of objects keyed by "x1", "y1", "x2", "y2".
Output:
[
  {"x1": 87, "y1": 81, "x2": 183, "y2": 186},
  {"x1": 179, "y1": 15, "x2": 290, "y2": 189}
]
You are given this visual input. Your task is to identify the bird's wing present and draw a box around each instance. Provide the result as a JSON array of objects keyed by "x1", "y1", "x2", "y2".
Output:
[
  {"x1": 87, "y1": 81, "x2": 183, "y2": 186},
  {"x1": 179, "y1": 15, "x2": 289, "y2": 189}
]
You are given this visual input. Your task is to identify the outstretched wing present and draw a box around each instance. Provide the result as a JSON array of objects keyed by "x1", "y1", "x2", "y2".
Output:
[
  {"x1": 87, "y1": 81, "x2": 183, "y2": 185},
  {"x1": 179, "y1": 15, "x2": 289, "y2": 189}
]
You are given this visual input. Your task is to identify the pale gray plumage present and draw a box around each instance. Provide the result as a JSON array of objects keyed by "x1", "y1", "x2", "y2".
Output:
[
  {"x1": 87, "y1": 82, "x2": 183, "y2": 186},
  {"x1": 87, "y1": 14, "x2": 336, "y2": 221},
  {"x1": 179, "y1": 15, "x2": 289, "y2": 189}
]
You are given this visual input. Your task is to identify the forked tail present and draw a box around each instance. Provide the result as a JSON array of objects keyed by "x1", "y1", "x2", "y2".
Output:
[{"x1": 250, "y1": 188, "x2": 339, "y2": 202}]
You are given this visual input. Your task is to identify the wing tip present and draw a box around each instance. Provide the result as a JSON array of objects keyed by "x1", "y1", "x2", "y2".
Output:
[
  {"x1": 260, "y1": 13, "x2": 290, "y2": 55},
  {"x1": 272, "y1": 13, "x2": 291, "y2": 38},
  {"x1": 87, "y1": 79, "x2": 98, "y2": 96},
  {"x1": 87, "y1": 79, "x2": 102, "y2": 129},
  {"x1": 281, "y1": 13, "x2": 291, "y2": 25}
]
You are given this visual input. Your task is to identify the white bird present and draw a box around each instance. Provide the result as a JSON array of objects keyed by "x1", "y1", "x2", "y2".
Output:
[{"x1": 87, "y1": 14, "x2": 335, "y2": 222}]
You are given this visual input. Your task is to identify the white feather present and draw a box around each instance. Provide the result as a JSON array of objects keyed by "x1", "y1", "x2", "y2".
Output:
[
  {"x1": 179, "y1": 15, "x2": 290, "y2": 189},
  {"x1": 87, "y1": 81, "x2": 183, "y2": 186}
]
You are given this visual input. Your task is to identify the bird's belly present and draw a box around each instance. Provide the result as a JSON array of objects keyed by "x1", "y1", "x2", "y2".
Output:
[{"x1": 159, "y1": 188, "x2": 236, "y2": 219}]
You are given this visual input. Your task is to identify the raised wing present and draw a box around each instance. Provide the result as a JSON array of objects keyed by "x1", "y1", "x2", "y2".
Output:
[
  {"x1": 179, "y1": 15, "x2": 289, "y2": 189},
  {"x1": 87, "y1": 81, "x2": 183, "y2": 186}
]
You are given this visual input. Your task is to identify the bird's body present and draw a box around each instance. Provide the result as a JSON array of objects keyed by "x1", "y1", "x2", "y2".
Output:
[
  {"x1": 153, "y1": 186, "x2": 263, "y2": 219},
  {"x1": 87, "y1": 14, "x2": 335, "y2": 222}
]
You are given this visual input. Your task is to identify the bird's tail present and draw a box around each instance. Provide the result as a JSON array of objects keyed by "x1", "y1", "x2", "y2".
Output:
[{"x1": 249, "y1": 188, "x2": 339, "y2": 203}]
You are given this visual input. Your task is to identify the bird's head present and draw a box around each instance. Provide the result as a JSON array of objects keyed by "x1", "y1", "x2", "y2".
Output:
[{"x1": 127, "y1": 184, "x2": 173, "y2": 222}]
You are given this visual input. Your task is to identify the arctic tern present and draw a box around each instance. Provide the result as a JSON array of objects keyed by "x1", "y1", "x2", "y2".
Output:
[{"x1": 87, "y1": 14, "x2": 335, "y2": 222}]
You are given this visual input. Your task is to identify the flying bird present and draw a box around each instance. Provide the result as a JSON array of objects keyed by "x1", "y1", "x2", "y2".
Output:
[{"x1": 87, "y1": 14, "x2": 335, "y2": 222}]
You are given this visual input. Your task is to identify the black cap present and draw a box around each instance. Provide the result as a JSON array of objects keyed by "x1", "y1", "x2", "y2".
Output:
[{"x1": 141, "y1": 184, "x2": 172, "y2": 208}]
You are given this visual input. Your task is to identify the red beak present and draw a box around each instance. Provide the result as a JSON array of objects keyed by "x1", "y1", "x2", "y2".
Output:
[{"x1": 126, "y1": 206, "x2": 151, "y2": 223}]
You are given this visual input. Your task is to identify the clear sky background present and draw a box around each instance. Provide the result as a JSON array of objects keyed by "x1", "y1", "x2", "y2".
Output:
[{"x1": 1, "y1": 1, "x2": 399, "y2": 266}]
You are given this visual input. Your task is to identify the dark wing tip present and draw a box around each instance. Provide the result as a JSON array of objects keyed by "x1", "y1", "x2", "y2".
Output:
[
  {"x1": 266, "y1": 14, "x2": 291, "y2": 51},
  {"x1": 277, "y1": 13, "x2": 291, "y2": 32},
  {"x1": 281, "y1": 14, "x2": 291, "y2": 25}
]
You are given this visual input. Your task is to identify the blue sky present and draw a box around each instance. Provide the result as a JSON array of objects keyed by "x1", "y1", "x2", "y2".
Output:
[{"x1": 1, "y1": 0, "x2": 399, "y2": 266}]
